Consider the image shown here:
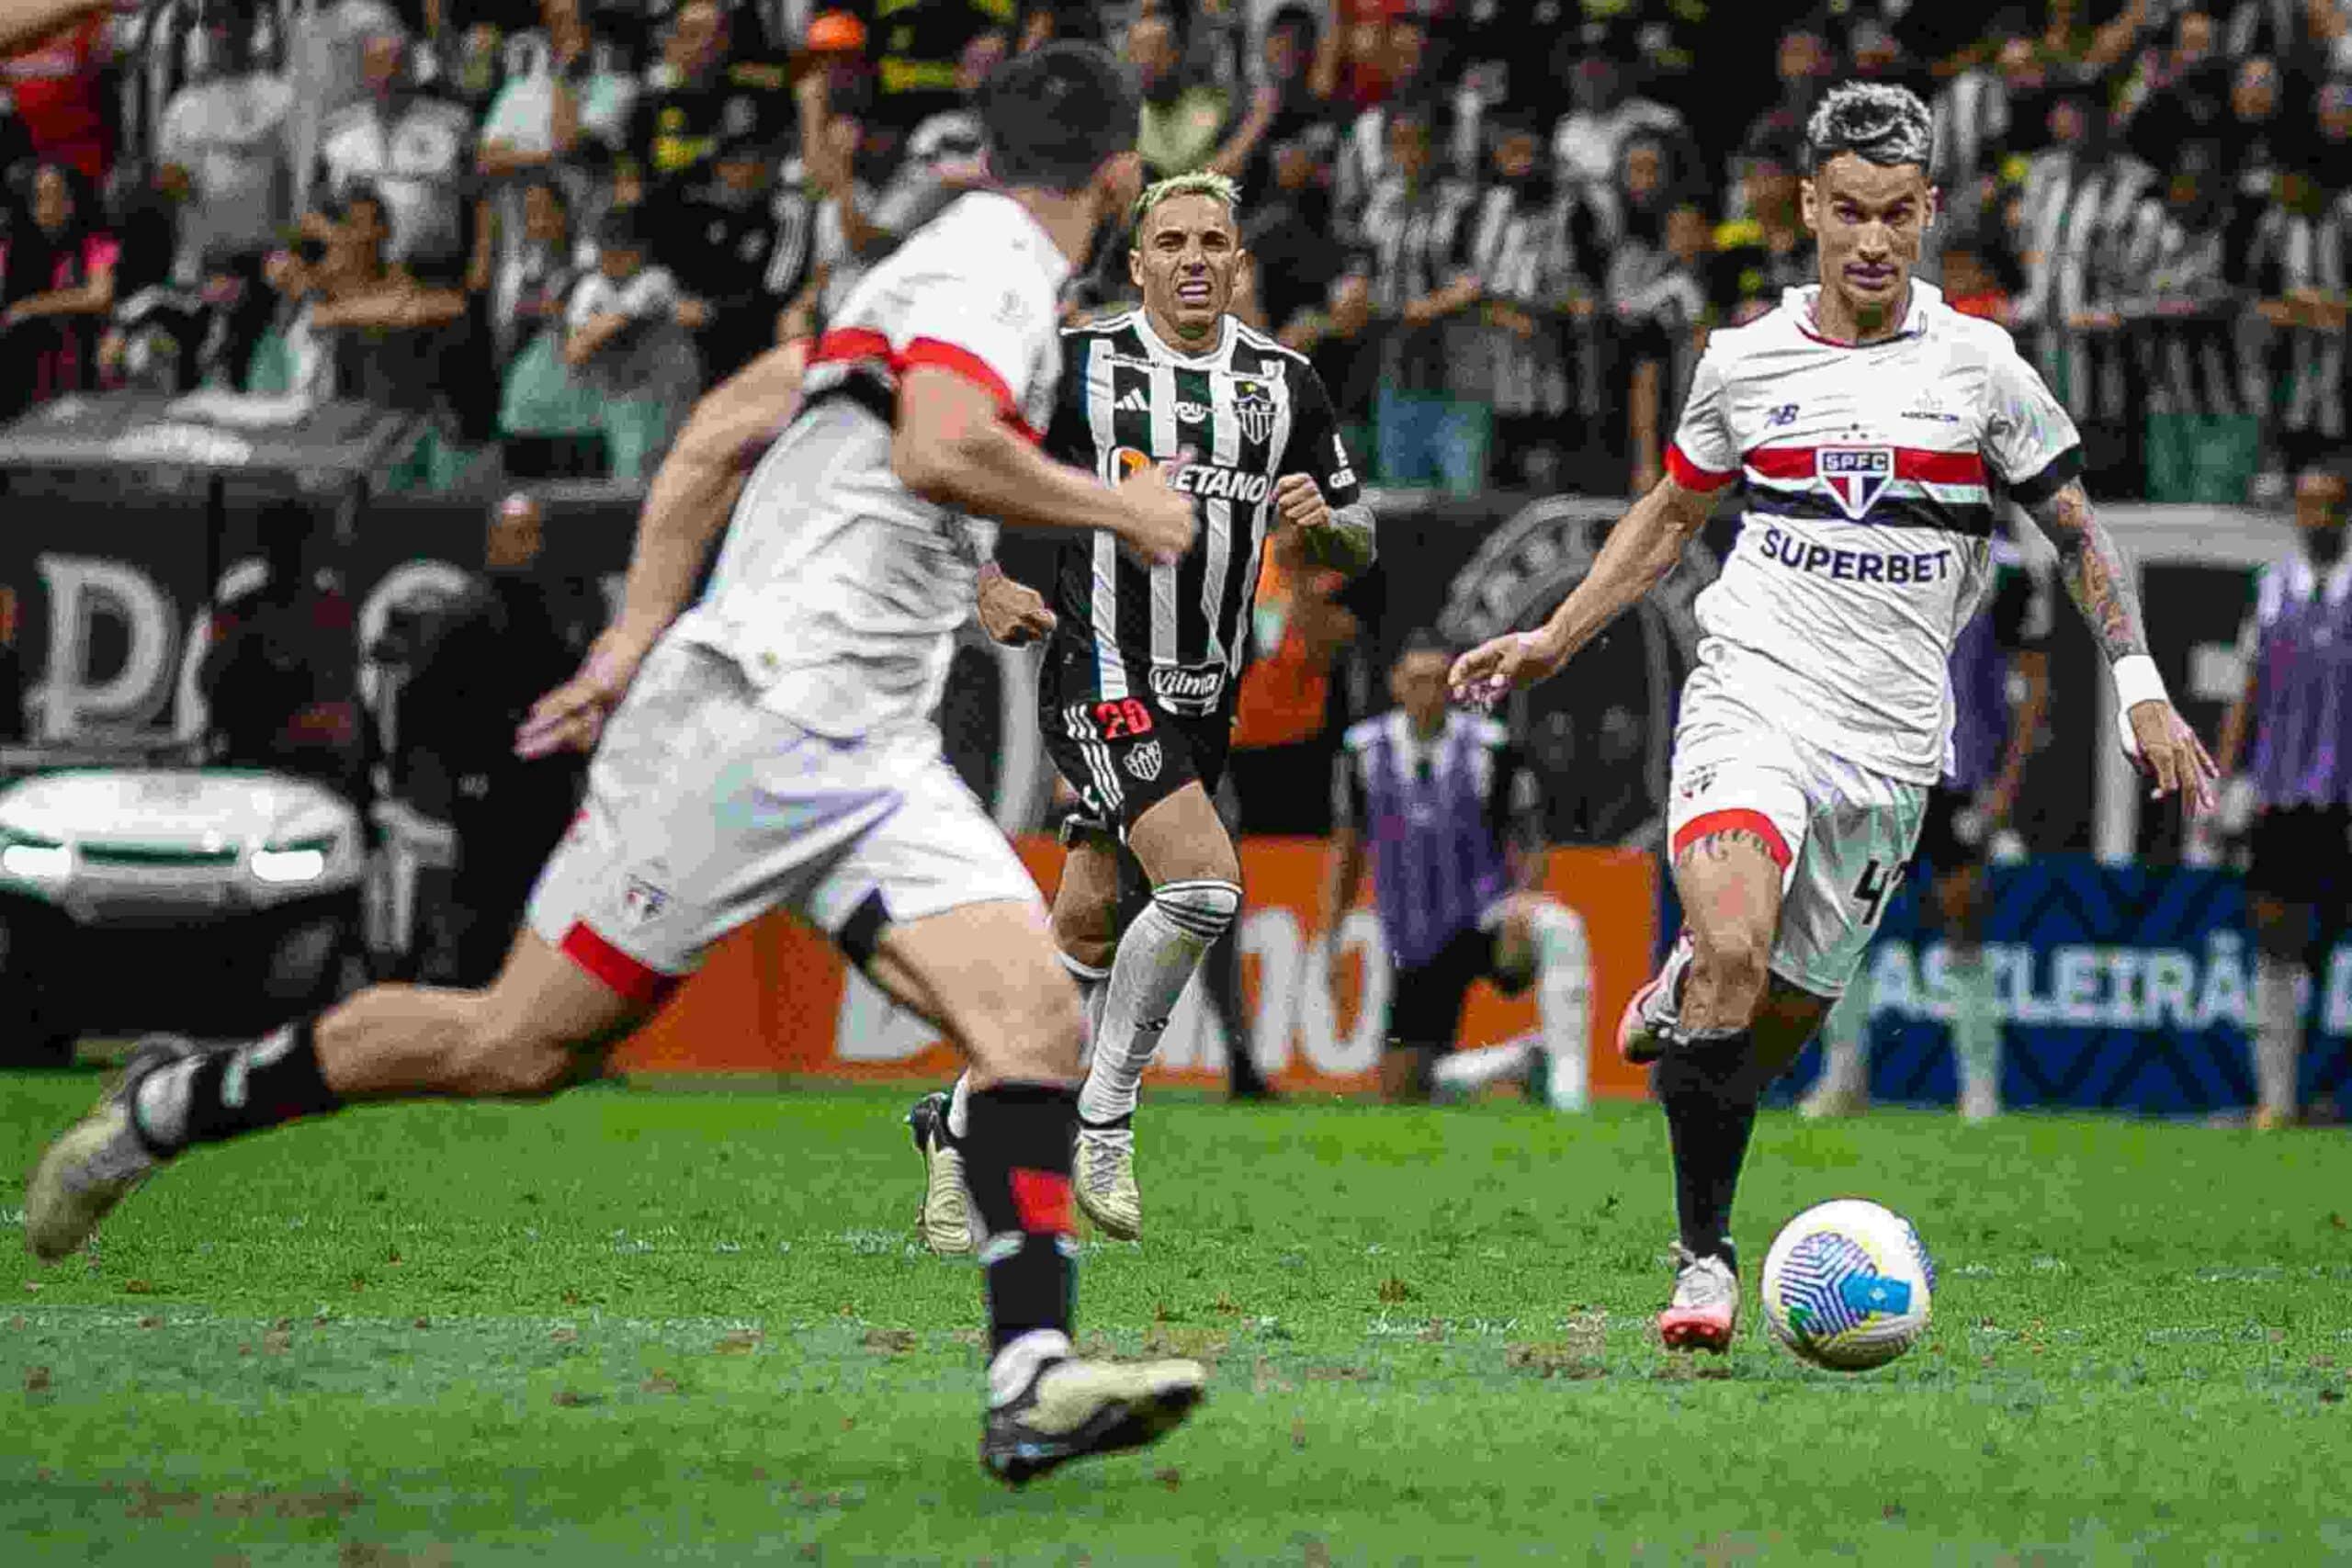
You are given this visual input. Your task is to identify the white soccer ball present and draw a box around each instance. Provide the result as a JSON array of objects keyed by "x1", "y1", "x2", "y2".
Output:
[{"x1": 1759, "y1": 1199, "x2": 1935, "y2": 1371}]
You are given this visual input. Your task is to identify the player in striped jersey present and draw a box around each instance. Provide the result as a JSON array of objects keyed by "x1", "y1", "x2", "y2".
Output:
[
  {"x1": 913, "y1": 172, "x2": 1374, "y2": 1250},
  {"x1": 1452, "y1": 83, "x2": 2216, "y2": 1355}
]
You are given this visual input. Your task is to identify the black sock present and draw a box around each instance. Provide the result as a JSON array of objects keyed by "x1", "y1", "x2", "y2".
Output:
[
  {"x1": 1651, "y1": 1032, "x2": 1762, "y2": 1265},
  {"x1": 130, "y1": 1019, "x2": 344, "y2": 1155},
  {"x1": 963, "y1": 1084, "x2": 1080, "y2": 1354}
]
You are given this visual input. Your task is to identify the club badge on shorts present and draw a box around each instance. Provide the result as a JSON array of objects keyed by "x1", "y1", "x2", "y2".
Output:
[
  {"x1": 620, "y1": 875, "x2": 670, "y2": 927},
  {"x1": 1818, "y1": 446, "x2": 1894, "y2": 521},
  {"x1": 1124, "y1": 739, "x2": 1163, "y2": 783}
]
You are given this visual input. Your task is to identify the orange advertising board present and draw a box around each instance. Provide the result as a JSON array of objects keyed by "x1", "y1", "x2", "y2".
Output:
[{"x1": 612, "y1": 838, "x2": 1657, "y2": 1100}]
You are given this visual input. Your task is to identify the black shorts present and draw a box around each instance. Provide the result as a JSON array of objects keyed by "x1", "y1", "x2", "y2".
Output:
[
  {"x1": 2246, "y1": 804, "x2": 2352, "y2": 910},
  {"x1": 1040, "y1": 642, "x2": 1232, "y2": 840},
  {"x1": 1910, "y1": 785, "x2": 1985, "y2": 880},
  {"x1": 1386, "y1": 925, "x2": 1529, "y2": 1051}
]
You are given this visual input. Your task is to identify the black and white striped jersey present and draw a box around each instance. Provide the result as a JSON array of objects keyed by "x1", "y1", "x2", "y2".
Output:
[{"x1": 1043, "y1": 310, "x2": 1363, "y2": 718}]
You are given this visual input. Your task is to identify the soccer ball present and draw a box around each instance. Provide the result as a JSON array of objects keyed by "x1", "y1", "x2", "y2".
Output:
[{"x1": 1759, "y1": 1199, "x2": 1935, "y2": 1371}]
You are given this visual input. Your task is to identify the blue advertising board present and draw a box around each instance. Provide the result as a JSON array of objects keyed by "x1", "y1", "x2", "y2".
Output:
[{"x1": 1775, "y1": 855, "x2": 2352, "y2": 1117}]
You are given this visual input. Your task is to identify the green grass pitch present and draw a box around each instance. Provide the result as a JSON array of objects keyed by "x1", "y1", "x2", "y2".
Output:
[{"x1": 5, "y1": 1074, "x2": 2350, "y2": 1562}]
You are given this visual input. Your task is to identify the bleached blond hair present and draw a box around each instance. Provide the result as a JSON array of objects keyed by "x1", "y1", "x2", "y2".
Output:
[{"x1": 1130, "y1": 170, "x2": 1241, "y2": 235}]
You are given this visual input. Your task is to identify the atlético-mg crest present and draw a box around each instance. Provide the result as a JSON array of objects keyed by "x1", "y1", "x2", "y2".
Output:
[
  {"x1": 1817, "y1": 446, "x2": 1894, "y2": 520},
  {"x1": 1124, "y1": 739, "x2": 1163, "y2": 782}
]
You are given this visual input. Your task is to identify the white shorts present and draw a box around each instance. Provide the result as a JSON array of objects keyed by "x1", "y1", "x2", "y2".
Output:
[
  {"x1": 1666, "y1": 671, "x2": 1929, "y2": 999},
  {"x1": 526, "y1": 637, "x2": 1043, "y2": 1002}
]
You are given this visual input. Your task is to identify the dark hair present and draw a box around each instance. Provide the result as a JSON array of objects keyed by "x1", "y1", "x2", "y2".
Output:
[
  {"x1": 1804, "y1": 81, "x2": 1935, "y2": 175},
  {"x1": 1396, "y1": 627, "x2": 1454, "y2": 665},
  {"x1": 978, "y1": 40, "x2": 1139, "y2": 191}
]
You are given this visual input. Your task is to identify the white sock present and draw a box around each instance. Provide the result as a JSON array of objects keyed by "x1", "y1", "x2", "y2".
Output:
[
  {"x1": 2256, "y1": 955, "x2": 2305, "y2": 1120},
  {"x1": 1431, "y1": 1039, "x2": 1535, "y2": 1094},
  {"x1": 1948, "y1": 948, "x2": 2001, "y2": 1105},
  {"x1": 945, "y1": 1072, "x2": 971, "y2": 1142},
  {"x1": 1057, "y1": 948, "x2": 1112, "y2": 1061},
  {"x1": 988, "y1": 1327, "x2": 1073, "y2": 1407},
  {"x1": 1816, "y1": 968, "x2": 1872, "y2": 1097},
  {"x1": 1078, "y1": 879, "x2": 1238, "y2": 1126},
  {"x1": 1529, "y1": 903, "x2": 1589, "y2": 1111}
]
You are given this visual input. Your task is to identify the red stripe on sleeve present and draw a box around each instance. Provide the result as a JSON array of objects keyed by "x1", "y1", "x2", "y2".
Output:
[
  {"x1": 1009, "y1": 1168, "x2": 1075, "y2": 1235},
  {"x1": 808, "y1": 326, "x2": 893, "y2": 367},
  {"x1": 900, "y1": 336, "x2": 1043, "y2": 444},
  {"x1": 1743, "y1": 446, "x2": 1987, "y2": 485},
  {"x1": 559, "y1": 922, "x2": 682, "y2": 1009},
  {"x1": 1670, "y1": 808, "x2": 1793, "y2": 872},
  {"x1": 1665, "y1": 443, "x2": 1737, "y2": 492}
]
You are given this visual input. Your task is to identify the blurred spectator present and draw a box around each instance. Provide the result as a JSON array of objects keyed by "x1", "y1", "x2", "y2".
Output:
[
  {"x1": 0, "y1": 0, "x2": 110, "y2": 180},
  {"x1": 288, "y1": 0, "x2": 409, "y2": 215},
  {"x1": 1236, "y1": 3, "x2": 1337, "y2": 206},
  {"x1": 479, "y1": 0, "x2": 639, "y2": 180},
  {"x1": 1551, "y1": 51, "x2": 1685, "y2": 213},
  {"x1": 1242, "y1": 132, "x2": 1343, "y2": 341},
  {"x1": 1129, "y1": 12, "x2": 1233, "y2": 179},
  {"x1": 1607, "y1": 166, "x2": 1710, "y2": 496},
  {"x1": 1713, "y1": 132, "x2": 1812, "y2": 328},
  {"x1": 1738, "y1": 22, "x2": 1835, "y2": 165},
  {"x1": 859, "y1": 0, "x2": 1004, "y2": 132},
  {"x1": 1333, "y1": 12, "x2": 1456, "y2": 228},
  {"x1": 560, "y1": 204, "x2": 702, "y2": 479},
  {"x1": 1932, "y1": 34, "x2": 2045, "y2": 243},
  {"x1": 315, "y1": 30, "x2": 476, "y2": 267},
  {"x1": 396, "y1": 492, "x2": 593, "y2": 987},
  {"x1": 659, "y1": 130, "x2": 817, "y2": 381},
  {"x1": 157, "y1": 17, "x2": 296, "y2": 285},
  {"x1": 492, "y1": 175, "x2": 604, "y2": 475},
  {"x1": 631, "y1": 0, "x2": 769, "y2": 191},
  {"x1": 2242, "y1": 165, "x2": 2345, "y2": 471},
  {"x1": 200, "y1": 500, "x2": 363, "y2": 795},
  {"x1": 1464, "y1": 110, "x2": 1589, "y2": 491},
  {"x1": 101, "y1": 244, "x2": 273, "y2": 393},
  {"x1": 1358, "y1": 101, "x2": 1483, "y2": 492},
  {"x1": 1, "y1": 162, "x2": 116, "y2": 412}
]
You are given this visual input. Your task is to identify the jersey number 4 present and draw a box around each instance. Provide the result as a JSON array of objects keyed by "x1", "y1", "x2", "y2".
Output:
[
  {"x1": 1091, "y1": 698, "x2": 1156, "y2": 739},
  {"x1": 1852, "y1": 859, "x2": 1904, "y2": 925}
]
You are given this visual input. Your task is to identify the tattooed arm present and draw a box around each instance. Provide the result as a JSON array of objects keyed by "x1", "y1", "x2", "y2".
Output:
[{"x1": 2021, "y1": 479, "x2": 2218, "y2": 811}]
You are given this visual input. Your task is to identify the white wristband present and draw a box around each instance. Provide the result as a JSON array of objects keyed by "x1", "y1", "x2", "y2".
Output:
[
  {"x1": 2112, "y1": 654, "x2": 2167, "y2": 759},
  {"x1": 2111, "y1": 654, "x2": 2167, "y2": 712}
]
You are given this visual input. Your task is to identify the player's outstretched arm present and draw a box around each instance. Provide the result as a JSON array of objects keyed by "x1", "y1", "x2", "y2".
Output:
[
  {"x1": 2021, "y1": 478, "x2": 2218, "y2": 813},
  {"x1": 514, "y1": 344, "x2": 808, "y2": 757},
  {"x1": 894, "y1": 367, "x2": 1195, "y2": 565},
  {"x1": 0, "y1": 0, "x2": 103, "y2": 54},
  {"x1": 1450, "y1": 476, "x2": 1718, "y2": 705}
]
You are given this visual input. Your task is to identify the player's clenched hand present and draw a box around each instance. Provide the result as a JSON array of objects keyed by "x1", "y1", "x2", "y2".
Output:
[
  {"x1": 976, "y1": 565, "x2": 1056, "y2": 646},
  {"x1": 1114, "y1": 456, "x2": 1197, "y2": 568},
  {"x1": 1448, "y1": 627, "x2": 1569, "y2": 709},
  {"x1": 2124, "y1": 699, "x2": 2220, "y2": 817},
  {"x1": 1274, "y1": 472, "x2": 1331, "y2": 535},
  {"x1": 514, "y1": 626, "x2": 653, "y2": 759}
]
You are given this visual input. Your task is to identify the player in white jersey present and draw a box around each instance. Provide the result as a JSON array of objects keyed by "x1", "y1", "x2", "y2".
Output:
[
  {"x1": 27, "y1": 44, "x2": 1211, "y2": 1486},
  {"x1": 1452, "y1": 83, "x2": 2218, "y2": 1353}
]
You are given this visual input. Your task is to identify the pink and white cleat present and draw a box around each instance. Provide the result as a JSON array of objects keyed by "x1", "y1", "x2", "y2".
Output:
[
  {"x1": 1617, "y1": 933, "x2": 1694, "y2": 1066},
  {"x1": 1656, "y1": 1244, "x2": 1739, "y2": 1354}
]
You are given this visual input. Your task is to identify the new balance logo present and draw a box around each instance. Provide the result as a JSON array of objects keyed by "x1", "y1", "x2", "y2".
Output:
[
  {"x1": 1765, "y1": 403, "x2": 1800, "y2": 428},
  {"x1": 1114, "y1": 389, "x2": 1151, "y2": 413}
]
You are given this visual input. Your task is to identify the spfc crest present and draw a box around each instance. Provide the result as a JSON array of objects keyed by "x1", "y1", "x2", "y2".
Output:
[
  {"x1": 1124, "y1": 739, "x2": 1163, "y2": 782},
  {"x1": 1816, "y1": 446, "x2": 1894, "y2": 521},
  {"x1": 620, "y1": 875, "x2": 670, "y2": 927},
  {"x1": 1233, "y1": 384, "x2": 1277, "y2": 444}
]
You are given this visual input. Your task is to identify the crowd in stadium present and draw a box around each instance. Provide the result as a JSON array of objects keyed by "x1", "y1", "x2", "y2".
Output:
[{"x1": 0, "y1": 0, "x2": 2346, "y2": 501}]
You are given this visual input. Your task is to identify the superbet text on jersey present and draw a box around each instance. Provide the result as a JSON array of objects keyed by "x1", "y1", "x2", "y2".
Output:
[{"x1": 1665, "y1": 281, "x2": 2082, "y2": 785}]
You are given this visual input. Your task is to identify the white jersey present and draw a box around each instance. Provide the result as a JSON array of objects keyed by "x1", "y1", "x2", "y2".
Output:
[
  {"x1": 671, "y1": 191, "x2": 1069, "y2": 739},
  {"x1": 1667, "y1": 281, "x2": 2081, "y2": 784}
]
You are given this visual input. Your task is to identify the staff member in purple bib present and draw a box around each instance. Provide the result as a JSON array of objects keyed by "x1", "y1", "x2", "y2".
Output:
[
  {"x1": 2215, "y1": 462, "x2": 2352, "y2": 1129},
  {"x1": 1321, "y1": 629, "x2": 1590, "y2": 1108}
]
